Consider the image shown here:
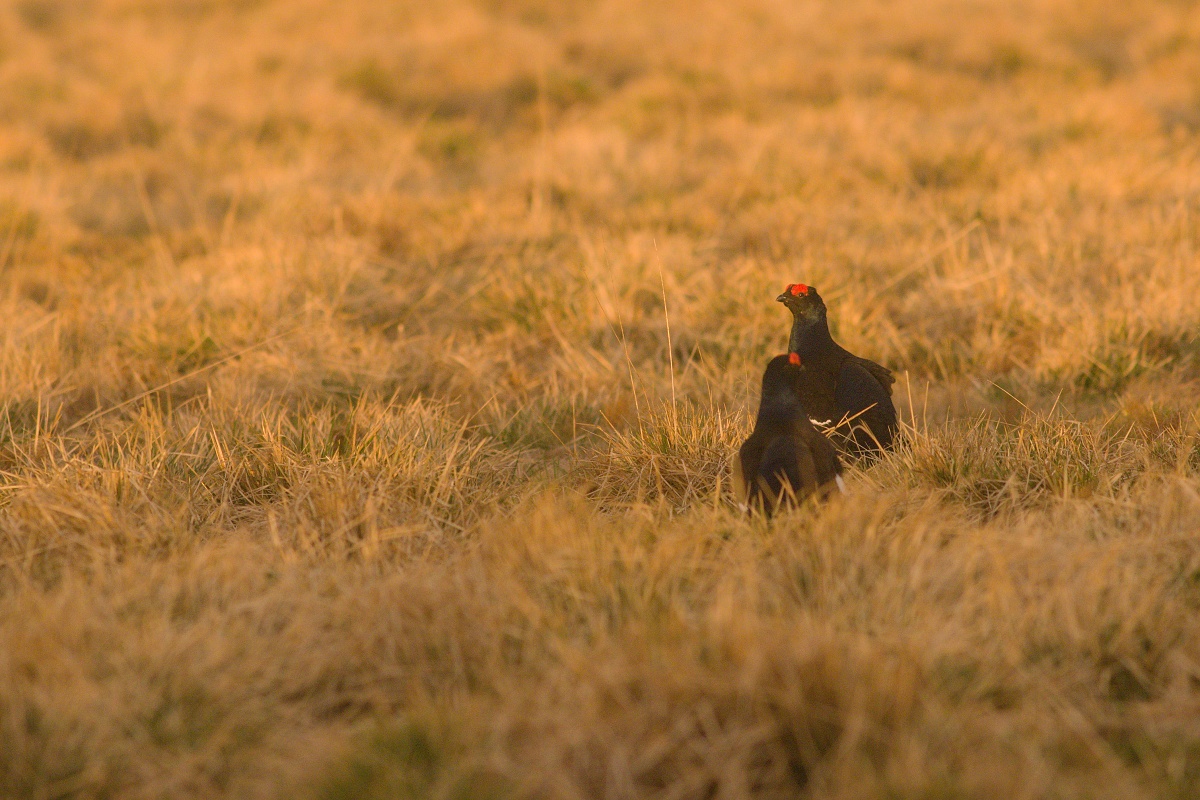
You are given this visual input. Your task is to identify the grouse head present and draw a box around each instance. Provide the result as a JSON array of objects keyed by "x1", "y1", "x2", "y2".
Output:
[
  {"x1": 776, "y1": 283, "x2": 826, "y2": 327},
  {"x1": 761, "y1": 352, "x2": 805, "y2": 398}
]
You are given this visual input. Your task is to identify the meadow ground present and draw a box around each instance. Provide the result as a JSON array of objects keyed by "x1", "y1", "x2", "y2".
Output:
[{"x1": 2, "y1": 0, "x2": 1200, "y2": 797}]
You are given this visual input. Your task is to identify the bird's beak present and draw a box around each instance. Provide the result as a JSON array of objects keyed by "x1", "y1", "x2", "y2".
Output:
[{"x1": 776, "y1": 293, "x2": 789, "y2": 303}]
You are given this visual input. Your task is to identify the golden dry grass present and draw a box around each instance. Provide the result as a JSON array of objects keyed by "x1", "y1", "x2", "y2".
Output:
[{"x1": 2, "y1": 0, "x2": 1200, "y2": 797}]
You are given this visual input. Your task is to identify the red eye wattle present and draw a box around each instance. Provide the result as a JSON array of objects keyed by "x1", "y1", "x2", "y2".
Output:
[
  {"x1": 788, "y1": 353, "x2": 801, "y2": 366},
  {"x1": 790, "y1": 283, "x2": 808, "y2": 296}
]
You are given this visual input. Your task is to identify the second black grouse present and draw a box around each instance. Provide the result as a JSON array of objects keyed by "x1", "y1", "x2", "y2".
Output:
[{"x1": 735, "y1": 353, "x2": 844, "y2": 516}]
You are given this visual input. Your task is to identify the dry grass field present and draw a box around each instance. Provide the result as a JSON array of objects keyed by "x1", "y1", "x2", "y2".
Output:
[{"x1": 2, "y1": 0, "x2": 1200, "y2": 797}]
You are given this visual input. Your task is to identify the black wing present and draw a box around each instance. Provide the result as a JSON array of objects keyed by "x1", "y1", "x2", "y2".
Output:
[
  {"x1": 856, "y1": 357, "x2": 895, "y2": 396},
  {"x1": 736, "y1": 434, "x2": 766, "y2": 509},
  {"x1": 802, "y1": 425, "x2": 843, "y2": 489},
  {"x1": 835, "y1": 360, "x2": 898, "y2": 453}
]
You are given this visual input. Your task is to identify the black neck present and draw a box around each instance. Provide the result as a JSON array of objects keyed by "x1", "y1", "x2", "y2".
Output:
[
  {"x1": 788, "y1": 315, "x2": 834, "y2": 355},
  {"x1": 757, "y1": 393, "x2": 801, "y2": 425}
]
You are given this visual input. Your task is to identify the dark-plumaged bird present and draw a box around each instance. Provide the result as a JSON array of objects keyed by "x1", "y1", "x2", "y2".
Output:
[
  {"x1": 735, "y1": 353, "x2": 844, "y2": 516},
  {"x1": 777, "y1": 283, "x2": 897, "y2": 457}
]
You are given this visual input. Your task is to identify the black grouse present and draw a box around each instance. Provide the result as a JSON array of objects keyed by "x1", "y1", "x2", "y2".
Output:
[
  {"x1": 735, "y1": 353, "x2": 844, "y2": 516},
  {"x1": 777, "y1": 283, "x2": 897, "y2": 456}
]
